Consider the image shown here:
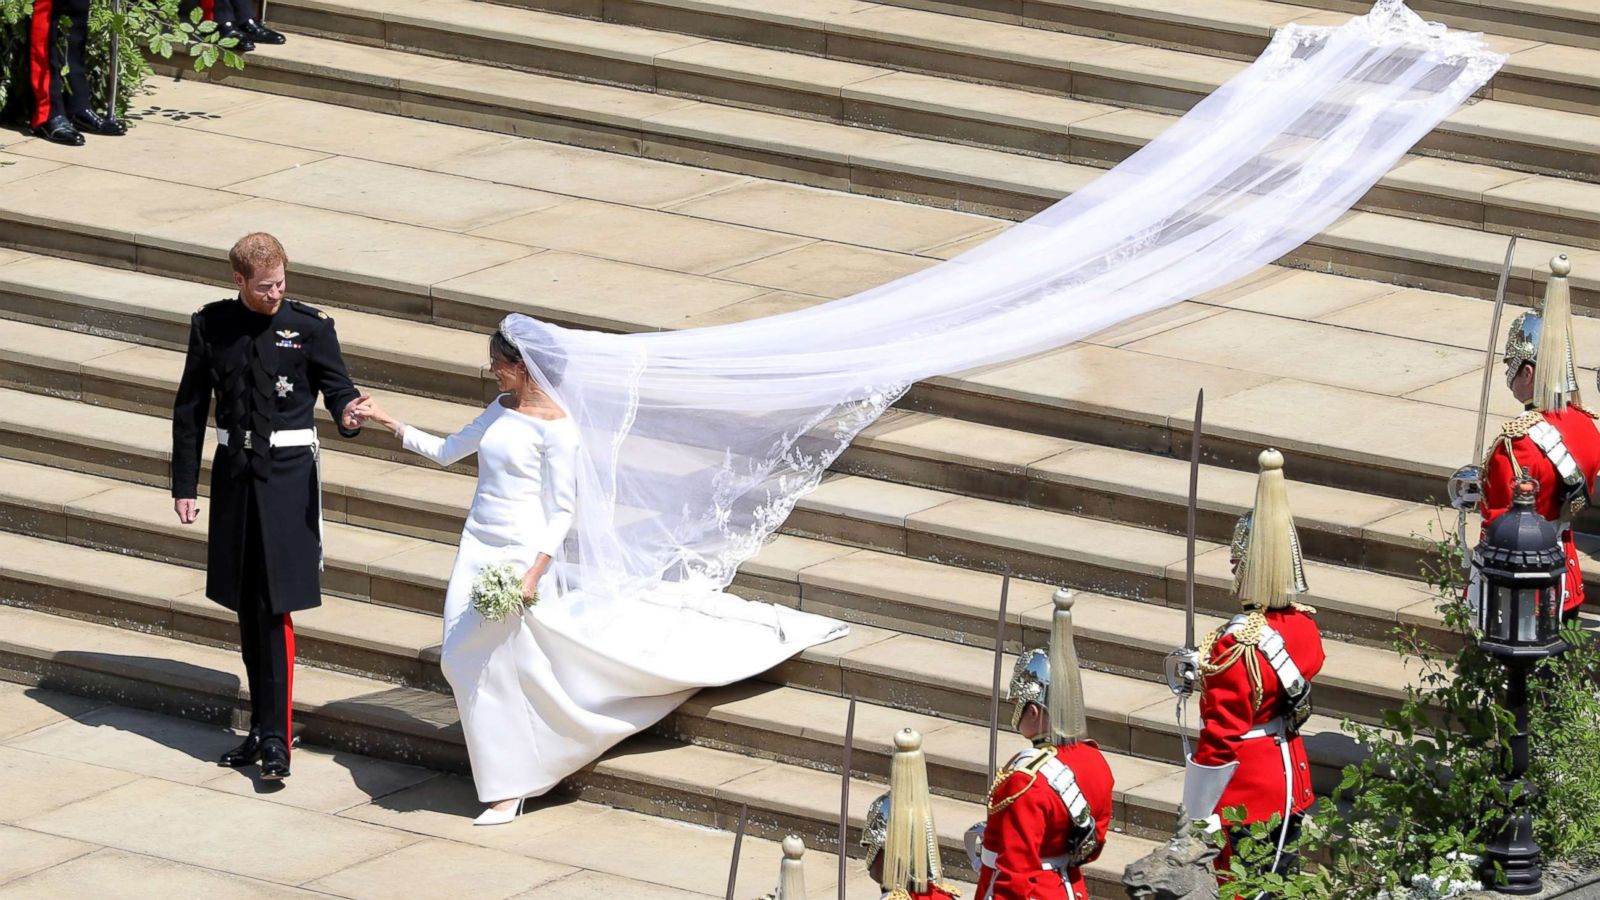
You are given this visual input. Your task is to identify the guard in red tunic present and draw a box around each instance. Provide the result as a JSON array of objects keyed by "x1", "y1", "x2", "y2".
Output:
[
  {"x1": 967, "y1": 589, "x2": 1114, "y2": 900},
  {"x1": 28, "y1": 0, "x2": 127, "y2": 145},
  {"x1": 1474, "y1": 256, "x2": 1600, "y2": 624},
  {"x1": 1181, "y1": 449, "x2": 1326, "y2": 884},
  {"x1": 862, "y1": 728, "x2": 963, "y2": 900}
]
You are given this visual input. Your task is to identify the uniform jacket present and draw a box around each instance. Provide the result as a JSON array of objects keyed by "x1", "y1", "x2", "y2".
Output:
[
  {"x1": 171, "y1": 297, "x2": 361, "y2": 613},
  {"x1": 882, "y1": 887, "x2": 961, "y2": 900},
  {"x1": 1193, "y1": 607, "x2": 1325, "y2": 827},
  {"x1": 976, "y1": 740, "x2": 1114, "y2": 900},
  {"x1": 1481, "y1": 404, "x2": 1600, "y2": 613}
]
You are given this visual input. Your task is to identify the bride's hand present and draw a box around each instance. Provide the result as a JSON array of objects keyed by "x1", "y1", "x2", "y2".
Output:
[{"x1": 521, "y1": 567, "x2": 540, "y2": 606}]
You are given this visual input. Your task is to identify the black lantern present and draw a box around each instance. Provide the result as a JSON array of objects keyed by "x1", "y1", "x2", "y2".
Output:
[
  {"x1": 1471, "y1": 477, "x2": 1568, "y2": 895},
  {"x1": 1473, "y1": 478, "x2": 1567, "y2": 659}
]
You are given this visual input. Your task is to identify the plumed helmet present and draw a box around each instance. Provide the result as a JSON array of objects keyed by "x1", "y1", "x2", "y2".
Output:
[
  {"x1": 1005, "y1": 589, "x2": 1087, "y2": 743},
  {"x1": 1504, "y1": 255, "x2": 1581, "y2": 411},
  {"x1": 1231, "y1": 449, "x2": 1309, "y2": 609}
]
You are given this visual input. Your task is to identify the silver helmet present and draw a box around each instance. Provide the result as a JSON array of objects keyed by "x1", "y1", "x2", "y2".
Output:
[
  {"x1": 861, "y1": 792, "x2": 892, "y2": 861},
  {"x1": 1007, "y1": 649, "x2": 1050, "y2": 731}
]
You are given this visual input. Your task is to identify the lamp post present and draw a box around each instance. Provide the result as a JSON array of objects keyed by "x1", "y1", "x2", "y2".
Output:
[{"x1": 1472, "y1": 477, "x2": 1568, "y2": 895}]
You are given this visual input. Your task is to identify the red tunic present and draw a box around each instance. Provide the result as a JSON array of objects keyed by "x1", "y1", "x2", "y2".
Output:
[
  {"x1": 1481, "y1": 405, "x2": 1600, "y2": 613},
  {"x1": 885, "y1": 888, "x2": 960, "y2": 900},
  {"x1": 1193, "y1": 608, "x2": 1325, "y2": 827},
  {"x1": 976, "y1": 740, "x2": 1114, "y2": 900}
]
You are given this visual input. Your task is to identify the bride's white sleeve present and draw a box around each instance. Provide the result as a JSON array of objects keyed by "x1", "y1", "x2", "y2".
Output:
[
  {"x1": 532, "y1": 425, "x2": 579, "y2": 558},
  {"x1": 401, "y1": 402, "x2": 498, "y2": 466}
]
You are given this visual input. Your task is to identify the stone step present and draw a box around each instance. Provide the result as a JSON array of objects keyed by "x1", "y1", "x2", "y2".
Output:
[
  {"x1": 0, "y1": 443, "x2": 1431, "y2": 732},
  {"x1": 1264, "y1": 0, "x2": 1600, "y2": 52},
  {"x1": 0, "y1": 251, "x2": 495, "y2": 405},
  {"x1": 477, "y1": 0, "x2": 1600, "y2": 183},
  {"x1": 263, "y1": 0, "x2": 1600, "y2": 252},
  {"x1": 0, "y1": 523, "x2": 1366, "y2": 812},
  {"x1": 884, "y1": 0, "x2": 1600, "y2": 124},
  {"x1": 0, "y1": 100, "x2": 1580, "y2": 505},
  {"x1": 0, "y1": 281, "x2": 1460, "y2": 582},
  {"x1": 0, "y1": 602, "x2": 1159, "y2": 891},
  {"x1": 167, "y1": 33, "x2": 1600, "y2": 321},
  {"x1": 0, "y1": 371, "x2": 1455, "y2": 648},
  {"x1": 0, "y1": 517, "x2": 1194, "y2": 838}
]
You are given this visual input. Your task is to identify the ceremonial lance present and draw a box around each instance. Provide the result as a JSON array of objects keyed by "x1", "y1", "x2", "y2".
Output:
[
  {"x1": 985, "y1": 573, "x2": 1011, "y2": 787},
  {"x1": 1447, "y1": 235, "x2": 1519, "y2": 568},
  {"x1": 837, "y1": 697, "x2": 855, "y2": 900},
  {"x1": 726, "y1": 803, "x2": 748, "y2": 900},
  {"x1": 1164, "y1": 385, "x2": 1203, "y2": 701}
]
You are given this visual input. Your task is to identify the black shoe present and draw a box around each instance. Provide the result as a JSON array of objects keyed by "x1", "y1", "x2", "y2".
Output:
[
  {"x1": 31, "y1": 115, "x2": 84, "y2": 147},
  {"x1": 220, "y1": 24, "x2": 256, "y2": 53},
  {"x1": 240, "y1": 19, "x2": 286, "y2": 45},
  {"x1": 219, "y1": 731, "x2": 264, "y2": 768},
  {"x1": 259, "y1": 739, "x2": 291, "y2": 780},
  {"x1": 72, "y1": 109, "x2": 127, "y2": 137}
]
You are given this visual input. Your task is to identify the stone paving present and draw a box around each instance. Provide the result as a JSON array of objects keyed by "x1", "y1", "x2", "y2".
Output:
[{"x1": 0, "y1": 682, "x2": 922, "y2": 899}]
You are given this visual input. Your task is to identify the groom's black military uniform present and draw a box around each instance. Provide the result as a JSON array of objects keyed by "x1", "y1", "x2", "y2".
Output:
[{"x1": 171, "y1": 296, "x2": 361, "y2": 777}]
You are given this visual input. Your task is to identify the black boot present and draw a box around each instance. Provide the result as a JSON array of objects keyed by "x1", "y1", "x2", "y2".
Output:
[
  {"x1": 73, "y1": 110, "x2": 127, "y2": 137},
  {"x1": 219, "y1": 730, "x2": 264, "y2": 768},
  {"x1": 259, "y1": 738, "x2": 291, "y2": 780},
  {"x1": 240, "y1": 19, "x2": 286, "y2": 45},
  {"x1": 219, "y1": 23, "x2": 256, "y2": 53},
  {"x1": 32, "y1": 115, "x2": 84, "y2": 146}
]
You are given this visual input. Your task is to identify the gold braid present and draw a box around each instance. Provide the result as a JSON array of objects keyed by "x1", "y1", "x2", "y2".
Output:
[
  {"x1": 1198, "y1": 604, "x2": 1317, "y2": 713},
  {"x1": 986, "y1": 746, "x2": 1055, "y2": 815}
]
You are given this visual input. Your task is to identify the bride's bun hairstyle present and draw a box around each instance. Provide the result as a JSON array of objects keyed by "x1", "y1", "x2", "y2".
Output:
[{"x1": 494, "y1": 319, "x2": 570, "y2": 388}]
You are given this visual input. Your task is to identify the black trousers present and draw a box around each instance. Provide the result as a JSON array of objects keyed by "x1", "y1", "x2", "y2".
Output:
[
  {"x1": 240, "y1": 486, "x2": 296, "y2": 748},
  {"x1": 201, "y1": 0, "x2": 259, "y2": 25},
  {"x1": 28, "y1": 0, "x2": 93, "y2": 127}
]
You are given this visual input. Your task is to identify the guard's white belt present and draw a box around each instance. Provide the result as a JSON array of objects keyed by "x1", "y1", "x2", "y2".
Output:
[
  {"x1": 215, "y1": 427, "x2": 318, "y2": 449},
  {"x1": 1241, "y1": 718, "x2": 1287, "y2": 741},
  {"x1": 979, "y1": 848, "x2": 1073, "y2": 871}
]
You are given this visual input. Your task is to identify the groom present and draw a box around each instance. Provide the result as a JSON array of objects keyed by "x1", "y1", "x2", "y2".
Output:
[{"x1": 171, "y1": 232, "x2": 368, "y2": 780}]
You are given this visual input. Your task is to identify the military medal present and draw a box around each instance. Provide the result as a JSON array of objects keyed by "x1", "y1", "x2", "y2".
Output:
[{"x1": 275, "y1": 375, "x2": 295, "y2": 398}]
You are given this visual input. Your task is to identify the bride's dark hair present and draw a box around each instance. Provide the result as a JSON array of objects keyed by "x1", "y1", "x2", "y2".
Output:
[{"x1": 491, "y1": 327, "x2": 568, "y2": 388}]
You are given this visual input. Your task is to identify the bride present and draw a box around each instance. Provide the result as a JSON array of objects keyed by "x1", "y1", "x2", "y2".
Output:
[{"x1": 360, "y1": 325, "x2": 583, "y2": 824}]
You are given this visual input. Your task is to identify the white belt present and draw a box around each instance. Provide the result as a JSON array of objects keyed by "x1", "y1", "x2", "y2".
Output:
[
  {"x1": 214, "y1": 427, "x2": 317, "y2": 449},
  {"x1": 214, "y1": 427, "x2": 325, "y2": 571},
  {"x1": 978, "y1": 849, "x2": 1078, "y2": 900},
  {"x1": 1241, "y1": 718, "x2": 1287, "y2": 741}
]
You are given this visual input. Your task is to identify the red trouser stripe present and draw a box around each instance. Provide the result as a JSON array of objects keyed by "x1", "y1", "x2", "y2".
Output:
[
  {"x1": 283, "y1": 613, "x2": 296, "y2": 750},
  {"x1": 28, "y1": 0, "x2": 55, "y2": 128},
  {"x1": 200, "y1": 0, "x2": 216, "y2": 19}
]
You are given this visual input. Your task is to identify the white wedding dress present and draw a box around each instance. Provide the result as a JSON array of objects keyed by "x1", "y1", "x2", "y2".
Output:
[{"x1": 402, "y1": 398, "x2": 606, "y2": 802}]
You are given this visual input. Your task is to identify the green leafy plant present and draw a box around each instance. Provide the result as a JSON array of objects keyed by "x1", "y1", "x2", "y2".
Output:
[
  {"x1": 1215, "y1": 520, "x2": 1600, "y2": 898},
  {"x1": 0, "y1": 0, "x2": 242, "y2": 124}
]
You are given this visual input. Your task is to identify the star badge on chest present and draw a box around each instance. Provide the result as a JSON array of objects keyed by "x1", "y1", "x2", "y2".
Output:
[{"x1": 274, "y1": 375, "x2": 295, "y2": 399}]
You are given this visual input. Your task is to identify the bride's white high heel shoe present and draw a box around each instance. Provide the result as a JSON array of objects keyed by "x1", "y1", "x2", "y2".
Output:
[{"x1": 473, "y1": 797, "x2": 528, "y2": 826}]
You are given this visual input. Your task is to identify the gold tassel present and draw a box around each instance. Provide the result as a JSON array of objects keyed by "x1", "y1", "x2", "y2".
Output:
[
  {"x1": 1048, "y1": 588, "x2": 1088, "y2": 743},
  {"x1": 1534, "y1": 255, "x2": 1580, "y2": 412},
  {"x1": 883, "y1": 728, "x2": 936, "y2": 894},
  {"x1": 1239, "y1": 449, "x2": 1296, "y2": 610},
  {"x1": 777, "y1": 835, "x2": 806, "y2": 899}
]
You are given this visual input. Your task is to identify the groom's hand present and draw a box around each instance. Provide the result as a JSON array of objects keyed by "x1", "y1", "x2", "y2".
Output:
[
  {"x1": 174, "y1": 498, "x2": 199, "y2": 525},
  {"x1": 340, "y1": 394, "x2": 372, "y2": 431}
]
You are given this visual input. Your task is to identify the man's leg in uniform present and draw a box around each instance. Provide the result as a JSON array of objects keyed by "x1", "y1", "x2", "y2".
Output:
[
  {"x1": 235, "y1": 0, "x2": 286, "y2": 46},
  {"x1": 220, "y1": 485, "x2": 267, "y2": 767},
  {"x1": 27, "y1": 0, "x2": 87, "y2": 144}
]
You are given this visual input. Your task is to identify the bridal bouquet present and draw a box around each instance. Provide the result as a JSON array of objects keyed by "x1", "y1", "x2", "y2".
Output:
[{"x1": 471, "y1": 563, "x2": 533, "y2": 622}]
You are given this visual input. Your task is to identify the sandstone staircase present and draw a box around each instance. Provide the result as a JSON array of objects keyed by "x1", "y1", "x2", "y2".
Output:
[{"x1": 4, "y1": 0, "x2": 1600, "y2": 895}]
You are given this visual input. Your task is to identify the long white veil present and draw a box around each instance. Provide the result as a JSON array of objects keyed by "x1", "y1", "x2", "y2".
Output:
[{"x1": 505, "y1": 1, "x2": 1503, "y2": 689}]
